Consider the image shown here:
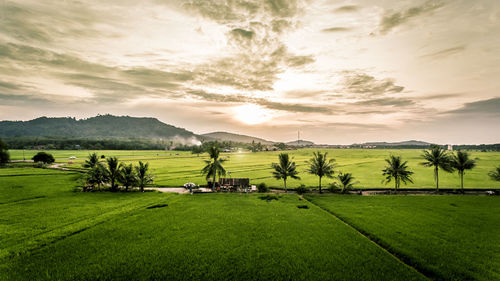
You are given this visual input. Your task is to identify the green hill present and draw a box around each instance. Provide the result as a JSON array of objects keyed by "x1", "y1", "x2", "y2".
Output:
[{"x1": 0, "y1": 115, "x2": 196, "y2": 140}]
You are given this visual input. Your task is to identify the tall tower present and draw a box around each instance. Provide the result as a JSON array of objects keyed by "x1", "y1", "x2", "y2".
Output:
[{"x1": 297, "y1": 130, "x2": 300, "y2": 146}]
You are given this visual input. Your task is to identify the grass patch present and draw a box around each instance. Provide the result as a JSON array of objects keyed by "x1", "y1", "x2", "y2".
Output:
[
  {"x1": 0, "y1": 192, "x2": 425, "y2": 280},
  {"x1": 304, "y1": 194, "x2": 500, "y2": 281}
]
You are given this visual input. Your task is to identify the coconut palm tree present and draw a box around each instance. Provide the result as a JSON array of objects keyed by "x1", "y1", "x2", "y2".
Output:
[
  {"x1": 307, "y1": 151, "x2": 336, "y2": 193},
  {"x1": 105, "y1": 156, "x2": 121, "y2": 191},
  {"x1": 201, "y1": 146, "x2": 227, "y2": 191},
  {"x1": 421, "y1": 146, "x2": 454, "y2": 192},
  {"x1": 135, "y1": 161, "x2": 153, "y2": 192},
  {"x1": 488, "y1": 165, "x2": 500, "y2": 182},
  {"x1": 337, "y1": 172, "x2": 357, "y2": 193},
  {"x1": 119, "y1": 163, "x2": 137, "y2": 192},
  {"x1": 85, "y1": 163, "x2": 107, "y2": 191},
  {"x1": 382, "y1": 155, "x2": 414, "y2": 191},
  {"x1": 451, "y1": 151, "x2": 476, "y2": 192},
  {"x1": 271, "y1": 153, "x2": 300, "y2": 193},
  {"x1": 83, "y1": 153, "x2": 99, "y2": 169}
]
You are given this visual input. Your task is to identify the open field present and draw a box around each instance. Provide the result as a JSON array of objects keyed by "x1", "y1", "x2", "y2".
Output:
[
  {"x1": 10, "y1": 148, "x2": 500, "y2": 189},
  {"x1": 1, "y1": 168, "x2": 426, "y2": 281},
  {"x1": 1, "y1": 168, "x2": 499, "y2": 280},
  {"x1": 304, "y1": 194, "x2": 500, "y2": 281}
]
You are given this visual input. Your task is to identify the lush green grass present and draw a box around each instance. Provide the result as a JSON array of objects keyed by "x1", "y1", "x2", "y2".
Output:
[
  {"x1": 13, "y1": 148, "x2": 499, "y2": 189},
  {"x1": 0, "y1": 169, "x2": 425, "y2": 281},
  {"x1": 304, "y1": 194, "x2": 500, "y2": 281},
  {"x1": 0, "y1": 168, "x2": 171, "y2": 260}
]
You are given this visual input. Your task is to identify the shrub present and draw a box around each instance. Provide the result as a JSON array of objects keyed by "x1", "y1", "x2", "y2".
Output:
[
  {"x1": 32, "y1": 152, "x2": 55, "y2": 164},
  {"x1": 257, "y1": 182, "x2": 269, "y2": 193},
  {"x1": 296, "y1": 184, "x2": 309, "y2": 195},
  {"x1": 259, "y1": 194, "x2": 279, "y2": 202},
  {"x1": 328, "y1": 182, "x2": 340, "y2": 192},
  {"x1": 0, "y1": 139, "x2": 9, "y2": 164},
  {"x1": 101, "y1": 155, "x2": 106, "y2": 159}
]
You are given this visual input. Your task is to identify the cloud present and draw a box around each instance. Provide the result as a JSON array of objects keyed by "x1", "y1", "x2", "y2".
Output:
[
  {"x1": 333, "y1": 5, "x2": 358, "y2": 13},
  {"x1": 379, "y1": 0, "x2": 444, "y2": 34},
  {"x1": 354, "y1": 97, "x2": 415, "y2": 107},
  {"x1": 187, "y1": 90, "x2": 334, "y2": 113},
  {"x1": 230, "y1": 28, "x2": 255, "y2": 40},
  {"x1": 445, "y1": 97, "x2": 500, "y2": 116},
  {"x1": 0, "y1": 1, "x2": 120, "y2": 44},
  {"x1": 420, "y1": 45, "x2": 466, "y2": 59},
  {"x1": 342, "y1": 72, "x2": 405, "y2": 96},
  {"x1": 0, "y1": 81, "x2": 22, "y2": 90},
  {"x1": 321, "y1": 27, "x2": 352, "y2": 33}
]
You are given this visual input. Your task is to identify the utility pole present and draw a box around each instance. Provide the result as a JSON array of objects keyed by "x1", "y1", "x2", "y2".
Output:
[{"x1": 297, "y1": 130, "x2": 300, "y2": 146}]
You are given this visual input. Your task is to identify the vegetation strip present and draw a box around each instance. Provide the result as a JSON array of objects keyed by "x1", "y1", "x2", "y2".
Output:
[
  {"x1": 0, "y1": 195, "x2": 46, "y2": 205},
  {"x1": 302, "y1": 196, "x2": 433, "y2": 280}
]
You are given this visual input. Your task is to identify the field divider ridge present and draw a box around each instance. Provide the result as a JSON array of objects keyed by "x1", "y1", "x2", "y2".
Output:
[{"x1": 302, "y1": 195, "x2": 437, "y2": 281}]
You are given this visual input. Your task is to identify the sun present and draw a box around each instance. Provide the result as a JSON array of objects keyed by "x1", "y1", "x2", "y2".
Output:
[{"x1": 233, "y1": 104, "x2": 273, "y2": 125}]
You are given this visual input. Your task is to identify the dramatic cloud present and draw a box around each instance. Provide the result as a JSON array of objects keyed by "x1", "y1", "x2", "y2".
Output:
[
  {"x1": 446, "y1": 97, "x2": 500, "y2": 116},
  {"x1": 0, "y1": 0, "x2": 499, "y2": 144},
  {"x1": 379, "y1": 0, "x2": 445, "y2": 34},
  {"x1": 342, "y1": 72, "x2": 405, "y2": 96}
]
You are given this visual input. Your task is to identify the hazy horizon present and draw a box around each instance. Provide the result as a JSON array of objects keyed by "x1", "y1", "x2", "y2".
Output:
[{"x1": 1, "y1": 0, "x2": 499, "y2": 145}]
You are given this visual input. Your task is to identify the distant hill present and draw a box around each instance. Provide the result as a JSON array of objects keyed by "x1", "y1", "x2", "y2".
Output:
[
  {"x1": 286, "y1": 140, "x2": 315, "y2": 146},
  {"x1": 361, "y1": 140, "x2": 433, "y2": 146},
  {"x1": 200, "y1": 132, "x2": 274, "y2": 145},
  {"x1": 0, "y1": 115, "x2": 196, "y2": 140}
]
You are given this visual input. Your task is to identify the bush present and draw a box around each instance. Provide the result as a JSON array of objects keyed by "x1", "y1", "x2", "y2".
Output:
[
  {"x1": 100, "y1": 155, "x2": 106, "y2": 159},
  {"x1": 32, "y1": 152, "x2": 55, "y2": 164},
  {"x1": 328, "y1": 182, "x2": 340, "y2": 192},
  {"x1": 296, "y1": 184, "x2": 309, "y2": 195},
  {"x1": 257, "y1": 182, "x2": 269, "y2": 193},
  {"x1": 0, "y1": 139, "x2": 9, "y2": 164}
]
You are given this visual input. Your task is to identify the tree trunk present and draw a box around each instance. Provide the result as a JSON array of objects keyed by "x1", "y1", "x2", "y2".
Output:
[
  {"x1": 319, "y1": 176, "x2": 322, "y2": 194},
  {"x1": 212, "y1": 173, "x2": 216, "y2": 192},
  {"x1": 284, "y1": 179, "x2": 287, "y2": 193},
  {"x1": 395, "y1": 177, "x2": 398, "y2": 191},
  {"x1": 140, "y1": 184, "x2": 144, "y2": 193},
  {"x1": 460, "y1": 171, "x2": 464, "y2": 193},
  {"x1": 435, "y1": 167, "x2": 439, "y2": 192}
]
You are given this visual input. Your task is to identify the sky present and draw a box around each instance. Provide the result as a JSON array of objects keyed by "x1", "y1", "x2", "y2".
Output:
[{"x1": 0, "y1": 0, "x2": 499, "y2": 144}]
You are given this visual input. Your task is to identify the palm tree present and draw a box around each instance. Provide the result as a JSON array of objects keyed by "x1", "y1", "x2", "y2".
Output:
[
  {"x1": 382, "y1": 155, "x2": 414, "y2": 191},
  {"x1": 307, "y1": 151, "x2": 336, "y2": 193},
  {"x1": 451, "y1": 151, "x2": 476, "y2": 192},
  {"x1": 488, "y1": 165, "x2": 500, "y2": 182},
  {"x1": 271, "y1": 153, "x2": 300, "y2": 193},
  {"x1": 83, "y1": 153, "x2": 99, "y2": 169},
  {"x1": 105, "y1": 157, "x2": 121, "y2": 192},
  {"x1": 119, "y1": 163, "x2": 137, "y2": 192},
  {"x1": 201, "y1": 146, "x2": 227, "y2": 191},
  {"x1": 337, "y1": 172, "x2": 357, "y2": 193},
  {"x1": 135, "y1": 161, "x2": 153, "y2": 192},
  {"x1": 421, "y1": 146, "x2": 454, "y2": 191},
  {"x1": 85, "y1": 163, "x2": 107, "y2": 191}
]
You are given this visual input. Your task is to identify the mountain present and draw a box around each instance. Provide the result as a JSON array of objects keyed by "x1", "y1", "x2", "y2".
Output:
[
  {"x1": 286, "y1": 139, "x2": 315, "y2": 146},
  {"x1": 0, "y1": 115, "x2": 196, "y2": 140},
  {"x1": 361, "y1": 140, "x2": 433, "y2": 146},
  {"x1": 200, "y1": 132, "x2": 274, "y2": 145}
]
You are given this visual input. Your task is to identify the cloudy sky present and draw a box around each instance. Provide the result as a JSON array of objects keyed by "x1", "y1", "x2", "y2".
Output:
[{"x1": 1, "y1": 0, "x2": 499, "y2": 144}]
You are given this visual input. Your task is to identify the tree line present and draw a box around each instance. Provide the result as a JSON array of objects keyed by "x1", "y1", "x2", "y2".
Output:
[
  {"x1": 81, "y1": 153, "x2": 154, "y2": 192},
  {"x1": 201, "y1": 145, "x2": 500, "y2": 193}
]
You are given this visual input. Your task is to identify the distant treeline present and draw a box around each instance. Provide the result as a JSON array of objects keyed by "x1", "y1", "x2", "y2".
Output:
[
  {"x1": 3, "y1": 137, "x2": 174, "y2": 150},
  {"x1": 350, "y1": 144, "x2": 500, "y2": 151},
  {"x1": 2, "y1": 137, "x2": 253, "y2": 151}
]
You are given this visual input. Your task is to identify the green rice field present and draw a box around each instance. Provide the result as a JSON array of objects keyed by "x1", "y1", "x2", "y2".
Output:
[
  {"x1": 1, "y1": 167, "x2": 498, "y2": 280},
  {"x1": 9, "y1": 148, "x2": 500, "y2": 189}
]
